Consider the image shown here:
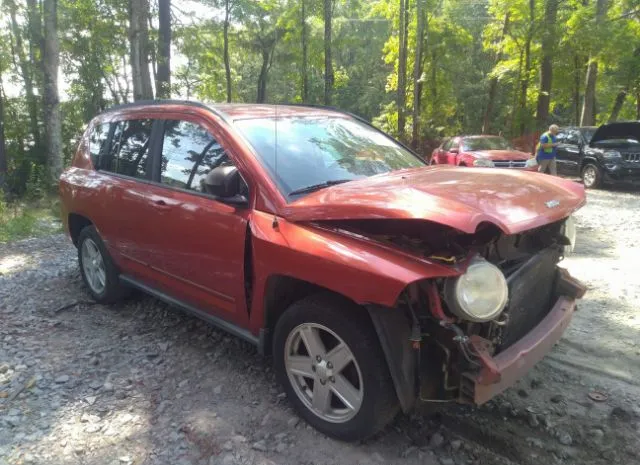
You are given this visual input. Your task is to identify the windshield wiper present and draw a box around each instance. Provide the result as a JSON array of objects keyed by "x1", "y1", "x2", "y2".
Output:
[{"x1": 289, "y1": 179, "x2": 352, "y2": 196}]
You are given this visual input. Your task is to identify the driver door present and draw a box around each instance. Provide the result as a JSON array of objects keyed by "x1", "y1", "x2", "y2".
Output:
[{"x1": 141, "y1": 116, "x2": 251, "y2": 326}]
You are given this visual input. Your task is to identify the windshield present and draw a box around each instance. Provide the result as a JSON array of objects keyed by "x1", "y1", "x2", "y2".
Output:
[
  {"x1": 462, "y1": 137, "x2": 511, "y2": 151},
  {"x1": 235, "y1": 116, "x2": 424, "y2": 197},
  {"x1": 580, "y1": 128, "x2": 596, "y2": 143}
]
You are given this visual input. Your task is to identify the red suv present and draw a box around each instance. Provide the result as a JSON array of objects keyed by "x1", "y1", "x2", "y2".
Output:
[
  {"x1": 60, "y1": 101, "x2": 586, "y2": 441},
  {"x1": 431, "y1": 135, "x2": 535, "y2": 169}
]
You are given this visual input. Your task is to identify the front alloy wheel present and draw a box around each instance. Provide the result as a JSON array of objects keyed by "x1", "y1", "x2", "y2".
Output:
[
  {"x1": 581, "y1": 163, "x2": 602, "y2": 189},
  {"x1": 285, "y1": 323, "x2": 363, "y2": 423},
  {"x1": 273, "y1": 294, "x2": 399, "y2": 441}
]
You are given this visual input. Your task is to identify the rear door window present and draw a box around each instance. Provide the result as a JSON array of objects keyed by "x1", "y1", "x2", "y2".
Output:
[
  {"x1": 104, "y1": 119, "x2": 153, "y2": 178},
  {"x1": 159, "y1": 120, "x2": 230, "y2": 193}
]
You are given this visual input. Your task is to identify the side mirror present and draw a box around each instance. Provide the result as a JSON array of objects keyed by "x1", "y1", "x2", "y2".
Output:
[
  {"x1": 203, "y1": 166, "x2": 248, "y2": 207},
  {"x1": 450, "y1": 147, "x2": 459, "y2": 154}
]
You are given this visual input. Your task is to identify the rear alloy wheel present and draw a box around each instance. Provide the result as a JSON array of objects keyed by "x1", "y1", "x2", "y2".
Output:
[
  {"x1": 581, "y1": 163, "x2": 602, "y2": 189},
  {"x1": 273, "y1": 294, "x2": 399, "y2": 441},
  {"x1": 78, "y1": 226, "x2": 128, "y2": 303}
]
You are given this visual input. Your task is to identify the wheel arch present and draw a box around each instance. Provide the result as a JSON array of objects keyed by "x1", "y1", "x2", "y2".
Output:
[
  {"x1": 68, "y1": 213, "x2": 93, "y2": 246},
  {"x1": 261, "y1": 274, "x2": 418, "y2": 413},
  {"x1": 261, "y1": 275, "x2": 366, "y2": 354},
  {"x1": 579, "y1": 154, "x2": 601, "y2": 171}
]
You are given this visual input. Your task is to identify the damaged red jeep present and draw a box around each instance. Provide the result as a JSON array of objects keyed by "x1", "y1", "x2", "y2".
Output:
[{"x1": 59, "y1": 101, "x2": 586, "y2": 441}]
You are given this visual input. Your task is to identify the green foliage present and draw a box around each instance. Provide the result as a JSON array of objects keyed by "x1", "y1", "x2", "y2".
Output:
[
  {"x1": 0, "y1": 196, "x2": 62, "y2": 243},
  {"x1": 1, "y1": 0, "x2": 639, "y2": 207}
]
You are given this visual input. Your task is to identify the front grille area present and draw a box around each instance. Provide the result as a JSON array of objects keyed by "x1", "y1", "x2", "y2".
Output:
[
  {"x1": 493, "y1": 160, "x2": 527, "y2": 168},
  {"x1": 623, "y1": 152, "x2": 640, "y2": 163},
  {"x1": 498, "y1": 248, "x2": 560, "y2": 350}
]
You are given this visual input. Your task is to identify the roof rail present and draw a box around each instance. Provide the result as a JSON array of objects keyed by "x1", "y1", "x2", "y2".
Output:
[
  {"x1": 103, "y1": 99, "x2": 211, "y2": 113},
  {"x1": 101, "y1": 99, "x2": 234, "y2": 125}
]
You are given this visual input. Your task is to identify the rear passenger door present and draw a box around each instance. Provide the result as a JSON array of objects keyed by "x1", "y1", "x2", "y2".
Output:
[
  {"x1": 140, "y1": 117, "x2": 251, "y2": 326},
  {"x1": 92, "y1": 118, "x2": 163, "y2": 283}
]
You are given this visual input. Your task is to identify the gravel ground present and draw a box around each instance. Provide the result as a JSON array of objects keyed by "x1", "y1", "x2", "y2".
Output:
[{"x1": 1, "y1": 188, "x2": 640, "y2": 465}]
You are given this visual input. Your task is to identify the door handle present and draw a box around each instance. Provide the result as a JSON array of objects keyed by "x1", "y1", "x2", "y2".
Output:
[{"x1": 152, "y1": 199, "x2": 173, "y2": 210}]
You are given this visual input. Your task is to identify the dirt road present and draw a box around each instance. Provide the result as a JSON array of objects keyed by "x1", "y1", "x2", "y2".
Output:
[{"x1": 1, "y1": 188, "x2": 639, "y2": 465}]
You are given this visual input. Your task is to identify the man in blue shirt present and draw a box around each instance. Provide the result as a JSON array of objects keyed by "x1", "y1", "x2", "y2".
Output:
[{"x1": 536, "y1": 124, "x2": 560, "y2": 175}]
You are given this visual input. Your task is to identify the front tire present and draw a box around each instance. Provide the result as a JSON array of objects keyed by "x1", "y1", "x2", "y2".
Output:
[
  {"x1": 78, "y1": 225, "x2": 128, "y2": 303},
  {"x1": 273, "y1": 293, "x2": 399, "y2": 441},
  {"x1": 581, "y1": 163, "x2": 602, "y2": 189}
]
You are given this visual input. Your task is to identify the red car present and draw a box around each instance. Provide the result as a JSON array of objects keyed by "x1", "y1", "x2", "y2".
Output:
[
  {"x1": 60, "y1": 101, "x2": 586, "y2": 441},
  {"x1": 431, "y1": 135, "x2": 535, "y2": 169}
]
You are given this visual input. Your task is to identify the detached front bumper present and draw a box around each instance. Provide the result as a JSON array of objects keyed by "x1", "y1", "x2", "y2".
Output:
[{"x1": 461, "y1": 269, "x2": 587, "y2": 405}]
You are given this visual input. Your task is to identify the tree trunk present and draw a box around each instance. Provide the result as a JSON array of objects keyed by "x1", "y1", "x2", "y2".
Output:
[
  {"x1": 257, "y1": 49, "x2": 269, "y2": 103},
  {"x1": 430, "y1": 49, "x2": 437, "y2": 100},
  {"x1": 223, "y1": 0, "x2": 232, "y2": 102},
  {"x1": 580, "y1": 59, "x2": 598, "y2": 126},
  {"x1": 509, "y1": 49, "x2": 523, "y2": 136},
  {"x1": 397, "y1": 0, "x2": 409, "y2": 139},
  {"x1": 323, "y1": 0, "x2": 333, "y2": 105},
  {"x1": 8, "y1": 3, "x2": 41, "y2": 147},
  {"x1": 0, "y1": 77, "x2": 7, "y2": 190},
  {"x1": 26, "y1": 0, "x2": 44, "y2": 93},
  {"x1": 411, "y1": 0, "x2": 427, "y2": 149},
  {"x1": 156, "y1": 0, "x2": 171, "y2": 98},
  {"x1": 580, "y1": 0, "x2": 609, "y2": 126},
  {"x1": 519, "y1": 0, "x2": 534, "y2": 136},
  {"x1": 637, "y1": 92, "x2": 640, "y2": 120},
  {"x1": 301, "y1": 0, "x2": 309, "y2": 102},
  {"x1": 43, "y1": 0, "x2": 62, "y2": 183},
  {"x1": 573, "y1": 54, "x2": 581, "y2": 125},
  {"x1": 129, "y1": 0, "x2": 154, "y2": 101},
  {"x1": 482, "y1": 12, "x2": 509, "y2": 134},
  {"x1": 608, "y1": 90, "x2": 627, "y2": 123},
  {"x1": 535, "y1": 0, "x2": 558, "y2": 130}
]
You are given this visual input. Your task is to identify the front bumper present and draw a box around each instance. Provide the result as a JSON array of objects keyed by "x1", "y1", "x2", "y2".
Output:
[
  {"x1": 461, "y1": 269, "x2": 586, "y2": 404},
  {"x1": 602, "y1": 163, "x2": 640, "y2": 184}
]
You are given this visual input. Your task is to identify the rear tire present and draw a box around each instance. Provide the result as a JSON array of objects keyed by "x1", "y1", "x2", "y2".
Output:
[
  {"x1": 581, "y1": 163, "x2": 602, "y2": 189},
  {"x1": 273, "y1": 293, "x2": 399, "y2": 441},
  {"x1": 77, "y1": 226, "x2": 128, "y2": 303}
]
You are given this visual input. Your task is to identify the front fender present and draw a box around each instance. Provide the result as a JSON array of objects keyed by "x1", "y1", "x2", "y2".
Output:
[{"x1": 248, "y1": 210, "x2": 459, "y2": 312}]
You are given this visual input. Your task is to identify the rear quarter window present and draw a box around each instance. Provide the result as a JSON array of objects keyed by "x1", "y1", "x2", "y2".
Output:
[{"x1": 88, "y1": 123, "x2": 110, "y2": 168}]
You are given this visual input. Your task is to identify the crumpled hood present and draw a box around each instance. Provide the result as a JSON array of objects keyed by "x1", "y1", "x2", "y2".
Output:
[
  {"x1": 590, "y1": 121, "x2": 640, "y2": 145},
  {"x1": 468, "y1": 149, "x2": 531, "y2": 161},
  {"x1": 283, "y1": 166, "x2": 586, "y2": 234}
]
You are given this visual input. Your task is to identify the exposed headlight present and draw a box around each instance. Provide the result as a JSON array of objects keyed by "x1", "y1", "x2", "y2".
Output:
[
  {"x1": 444, "y1": 257, "x2": 508, "y2": 322},
  {"x1": 562, "y1": 215, "x2": 577, "y2": 254},
  {"x1": 602, "y1": 150, "x2": 621, "y2": 159},
  {"x1": 473, "y1": 158, "x2": 494, "y2": 167}
]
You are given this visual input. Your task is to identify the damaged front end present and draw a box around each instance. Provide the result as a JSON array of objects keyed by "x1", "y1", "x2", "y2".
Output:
[{"x1": 330, "y1": 216, "x2": 586, "y2": 410}]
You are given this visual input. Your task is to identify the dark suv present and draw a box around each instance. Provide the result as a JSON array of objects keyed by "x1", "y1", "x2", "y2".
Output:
[{"x1": 556, "y1": 122, "x2": 640, "y2": 188}]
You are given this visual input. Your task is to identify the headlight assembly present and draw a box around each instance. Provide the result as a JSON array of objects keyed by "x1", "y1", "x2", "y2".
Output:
[
  {"x1": 602, "y1": 150, "x2": 621, "y2": 159},
  {"x1": 473, "y1": 158, "x2": 494, "y2": 167},
  {"x1": 444, "y1": 256, "x2": 508, "y2": 322}
]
